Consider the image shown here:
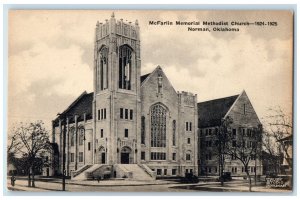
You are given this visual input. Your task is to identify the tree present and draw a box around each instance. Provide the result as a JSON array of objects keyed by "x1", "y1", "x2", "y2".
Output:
[
  {"x1": 9, "y1": 121, "x2": 51, "y2": 187},
  {"x1": 223, "y1": 122, "x2": 262, "y2": 192},
  {"x1": 217, "y1": 116, "x2": 234, "y2": 186},
  {"x1": 263, "y1": 107, "x2": 293, "y2": 174},
  {"x1": 217, "y1": 116, "x2": 263, "y2": 192}
]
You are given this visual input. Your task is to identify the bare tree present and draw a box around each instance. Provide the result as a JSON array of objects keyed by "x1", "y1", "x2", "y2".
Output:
[
  {"x1": 9, "y1": 121, "x2": 51, "y2": 187},
  {"x1": 217, "y1": 116, "x2": 234, "y2": 186},
  {"x1": 217, "y1": 116, "x2": 263, "y2": 192},
  {"x1": 224, "y1": 124, "x2": 262, "y2": 192},
  {"x1": 263, "y1": 107, "x2": 293, "y2": 174}
]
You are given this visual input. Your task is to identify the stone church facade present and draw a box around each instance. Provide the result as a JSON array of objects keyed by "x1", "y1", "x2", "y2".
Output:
[{"x1": 51, "y1": 14, "x2": 198, "y2": 178}]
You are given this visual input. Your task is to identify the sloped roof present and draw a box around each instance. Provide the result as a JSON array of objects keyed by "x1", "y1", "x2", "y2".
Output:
[
  {"x1": 198, "y1": 95, "x2": 239, "y2": 128},
  {"x1": 140, "y1": 73, "x2": 150, "y2": 83},
  {"x1": 54, "y1": 73, "x2": 151, "y2": 127},
  {"x1": 53, "y1": 92, "x2": 94, "y2": 126}
]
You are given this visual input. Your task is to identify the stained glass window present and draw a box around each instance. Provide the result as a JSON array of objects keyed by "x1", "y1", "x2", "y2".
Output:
[{"x1": 151, "y1": 104, "x2": 167, "y2": 147}]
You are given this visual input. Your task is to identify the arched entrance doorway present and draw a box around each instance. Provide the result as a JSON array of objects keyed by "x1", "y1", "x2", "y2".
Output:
[
  {"x1": 97, "y1": 146, "x2": 106, "y2": 164},
  {"x1": 120, "y1": 146, "x2": 132, "y2": 164}
]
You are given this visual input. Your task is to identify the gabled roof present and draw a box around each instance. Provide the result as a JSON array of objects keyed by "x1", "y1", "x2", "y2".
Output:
[
  {"x1": 198, "y1": 94, "x2": 239, "y2": 128},
  {"x1": 140, "y1": 73, "x2": 150, "y2": 83},
  {"x1": 53, "y1": 92, "x2": 94, "y2": 126}
]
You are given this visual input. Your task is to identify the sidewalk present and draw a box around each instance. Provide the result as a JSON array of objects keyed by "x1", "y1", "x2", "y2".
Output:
[
  {"x1": 6, "y1": 178, "x2": 180, "y2": 192},
  {"x1": 171, "y1": 181, "x2": 292, "y2": 193},
  {"x1": 6, "y1": 177, "x2": 292, "y2": 193}
]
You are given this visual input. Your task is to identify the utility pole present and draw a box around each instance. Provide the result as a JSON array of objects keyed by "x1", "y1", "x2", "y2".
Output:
[
  {"x1": 62, "y1": 114, "x2": 66, "y2": 191},
  {"x1": 58, "y1": 113, "x2": 66, "y2": 191}
]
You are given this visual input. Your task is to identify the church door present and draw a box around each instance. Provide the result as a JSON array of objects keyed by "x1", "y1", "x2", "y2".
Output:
[
  {"x1": 120, "y1": 146, "x2": 132, "y2": 164},
  {"x1": 121, "y1": 153, "x2": 130, "y2": 164},
  {"x1": 101, "y1": 153, "x2": 106, "y2": 164}
]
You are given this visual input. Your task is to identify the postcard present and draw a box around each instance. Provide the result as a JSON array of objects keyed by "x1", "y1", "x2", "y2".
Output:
[{"x1": 7, "y1": 10, "x2": 293, "y2": 193}]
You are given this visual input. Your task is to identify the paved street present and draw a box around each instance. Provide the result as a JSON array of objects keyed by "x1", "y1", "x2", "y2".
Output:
[{"x1": 6, "y1": 177, "x2": 292, "y2": 193}]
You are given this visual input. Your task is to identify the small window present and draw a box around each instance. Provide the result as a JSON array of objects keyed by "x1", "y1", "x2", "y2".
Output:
[
  {"x1": 232, "y1": 129, "x2": 237, "y2": 138},
  {"x1": 130, "y1": 109, "x2": 133, "y2": 120},
  {"x1": 88, "y1": 142, "x2": 91, "y2": 151},
  {"x1": 101, "y1": 129, "x2": 104, "y2": 138},
  {"x1": 209, "y1": 129, "x2": 212, "y2": 135},
  {"x1": 215, "y1": 128, "x2": 218, "y2": 133},
  {"x1": 125, "y1": 129, "x2": 128, "y2": 138},
  {"x1": 187, "y1": 138, "x2": 191, "y2": 144},
  {"x1": 186, "y1": 122, "x2": 189, "y2": 131},
  {"x1": 79, "y1": 152, "x2": 83, "y2": 162},
  {"x1": 189, "y1": 122, "x2": 192, "y2": 131},
  {"x1": 157, "y1": 169, "x2": 162, "y2": 175},
  {"x1": 70, "y1": 153, "x2": 74, "y2": 162},
  {"x1": 243, "y1": 104, "x2": 246, "y2": 114},
  {"x1": 125, "y1": 109, "x2": 128, "y2": 119},
  {"x1": 98, "y1": 110, "x2": 100, "y2": 120},
  {"x1": 164, "y1": 169, "x2": 167, "y2": 175},
  {"x1": 206, "y1": 153, "x2": 212, "y2": 160},
  {"x1": 141, "y1": 151, "x2": 145, "y2": 160},
  {"x1": 101, "y1": 109, "x2": 103, "y2": 120},
  {"x1": 206, "y1": 140, "x2": 212, "y2": 147},
  {"x1": 247, "y1": 129, "x2": 252, "y2": 137},
  {"x1": 172, "y1": 153, "x2": 176, "y2": 161},
  {"x1": 120, "y1": 108, "x2": 123, "y2": 119},
  {"x1": 186, "y1": 153, "x2": 191, "y2": 160},
  {"x1": 172, "y1": 169, "x2": 177, "y2": 175},
  {"x1": 104, "y1": 108, "x2": 106, "y2": 119}
]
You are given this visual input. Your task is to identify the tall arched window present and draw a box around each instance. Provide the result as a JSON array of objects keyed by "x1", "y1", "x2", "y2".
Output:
[
  {"x1": 150, "y1": 104, "x2": 167, "y2": 147},
  {"x1": 96, "y1": 47, "x2": 108, "y2": 92},
  {"x1": 119, "y1": 45, "x2": 132, "y2": 90},
  {"x1": 141, "y1": 116, "x2": 145, "y2": 144},
  {"x1": 172, "y1": 120, "x2": 176, "y2": 146}
]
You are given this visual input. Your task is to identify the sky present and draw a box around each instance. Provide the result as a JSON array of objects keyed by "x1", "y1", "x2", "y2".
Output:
[{"x1": 8, "y1": 10, "x2": 293, "y2": 132}]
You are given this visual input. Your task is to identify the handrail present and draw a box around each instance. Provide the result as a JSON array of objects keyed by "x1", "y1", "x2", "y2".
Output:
[
  {"x1": 72, "y1": 165, "x2": 92, "y2": 178},
  {"x1": 138, "y1": 164, "x2": 156, "y2": 179}
]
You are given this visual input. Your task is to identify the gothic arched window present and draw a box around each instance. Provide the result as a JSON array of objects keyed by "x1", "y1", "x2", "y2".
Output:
[
  {"x1": 96, "y1": 47, "x2": 108, "y2": 92},
  {"x1": 150, "y1": 104, "x2": 167, "y2": 147},
  {"x1": 119, "y1": 45, "x2": 132, "y2": 90}
]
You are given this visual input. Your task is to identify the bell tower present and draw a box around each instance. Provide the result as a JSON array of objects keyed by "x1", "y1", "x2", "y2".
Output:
[{"x1": 93, "y1": 13, "x2": 141, "y2": 165}]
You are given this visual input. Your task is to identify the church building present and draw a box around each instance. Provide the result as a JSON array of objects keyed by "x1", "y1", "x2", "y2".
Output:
[{"x1": 51, "y1": 13, "x2": 198, "y2": 179}]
